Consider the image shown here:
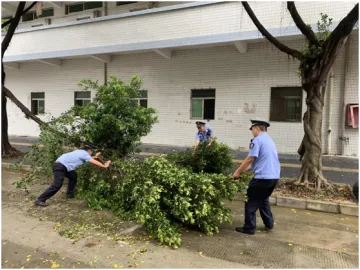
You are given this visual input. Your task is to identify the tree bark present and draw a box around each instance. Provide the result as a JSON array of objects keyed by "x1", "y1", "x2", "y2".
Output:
[
  {"x1": 296, "y1": 83, "x2": 331, "y2": 192},
  {"x1": 2, "y1": 91, "x2": 20, "y2": 156},
  {"x1": 1, "y1": 2, "x2": 43, "y2": 157}
]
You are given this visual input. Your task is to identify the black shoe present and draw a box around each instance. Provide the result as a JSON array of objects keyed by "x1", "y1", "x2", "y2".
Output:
[
  {"x1": 35, "y1": 200, "x2": 49, "y2": 207},
  {"x1": 235, "y1": 227, "x2": 255, "y2": 235},
  {"x1": 66, "y1": 195, "x2": 75, "y2": 199},
  {"x1": 265, "y1": 226, "x2": 273, "y2": 232}
]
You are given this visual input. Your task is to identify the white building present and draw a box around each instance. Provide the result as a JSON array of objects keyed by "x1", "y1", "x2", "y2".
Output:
[{"x1": 2, "y1": 1, "x2": 359, "y2": 156}]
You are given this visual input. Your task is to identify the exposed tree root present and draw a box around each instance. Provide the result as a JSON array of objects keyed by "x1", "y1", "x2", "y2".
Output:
[
  {"x1": 2, "y1": 144, "x2": 22, "y2": 158},
  {"x1": 296, "y1": 163, "x2": 336, "y2": 194}
]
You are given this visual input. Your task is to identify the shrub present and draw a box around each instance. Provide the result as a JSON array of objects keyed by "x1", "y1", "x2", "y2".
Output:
[{"x1": 166, "y1": 140, "x2": 234, "y2": 174}]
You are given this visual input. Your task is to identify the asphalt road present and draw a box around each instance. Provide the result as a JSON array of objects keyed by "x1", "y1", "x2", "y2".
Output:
[{"x1": 5, "y1": 136, "x2": 359, "y2": 186}]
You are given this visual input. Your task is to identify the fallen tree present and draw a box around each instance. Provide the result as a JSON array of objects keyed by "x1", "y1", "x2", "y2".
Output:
[{"x1": 14, "y1": 76, "x2": 250, "y2": 247}]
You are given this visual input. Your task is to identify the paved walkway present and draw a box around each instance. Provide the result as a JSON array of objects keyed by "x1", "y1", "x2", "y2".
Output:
[{"x1": 1, "y1": 170, "x2": 358, "y2": 268}]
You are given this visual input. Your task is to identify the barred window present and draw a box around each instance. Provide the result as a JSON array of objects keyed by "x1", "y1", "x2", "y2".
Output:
[{"x1": 270, "y1": 87, "x2": 302, "y2": 122}]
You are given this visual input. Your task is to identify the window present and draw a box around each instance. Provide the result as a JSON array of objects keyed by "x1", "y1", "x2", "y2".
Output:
[
  {"x1": 116, "y1": 2, "x2": 137, "y2": 6},
  {"x1": 65, "y1": 2, "x2": 103, "y2": 14},
  {"x1": 270, "y1": 87, "x2": 302, "y2": 122},
  {"x1": 191, "y1": 89, "x2": 215, "y2": 120},
  {"x1": 132, "y1": 90, "x2": 148, "y2": 108},
  {"x1": 22, "y1": 8, "x2": 54, "y2": 22},
  {"x1": 74, "y1": 91, "x2": 91, "y2": 106},
  {"x1": 31, "y1": 92, "x2": 45, "y2": 115}
]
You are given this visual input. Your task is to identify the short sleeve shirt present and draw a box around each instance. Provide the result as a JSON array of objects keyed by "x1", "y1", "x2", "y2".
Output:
[
  {"x1": 57, "y1": 149, "x2": 92, "y2": 171},
  {"x1": 248, "y1": 132, "x2": 280, "y2": 179},
  {"x1": 195, "y1": 126, "x2": 214, "y2": 142}
]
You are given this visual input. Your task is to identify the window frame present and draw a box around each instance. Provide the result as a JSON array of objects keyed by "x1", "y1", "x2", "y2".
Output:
[
  {"x1": 31, "y1": 92, "x2": 45, "y2": 115},
  {"x1": 116, "y1": 2, "x2": 137, "y2": 6},
  {"x1": 74, "y1": 91, "x2": 91, "y2": 107},
  {"x1": 22, "y1": 8, "x2": 54, "y2": 22},
  {"x1": 65, "y1": 2, "x2": 103, "y2": 15},
  {"x1": 132, "y1": 90, "x2": 148, "y2": 108},
  {"x1": 190, "y1": 89, "x2": 216, "y2": 120},
  {"x1": 269, "y1": 87, "x2": 303, "y2": 123}
]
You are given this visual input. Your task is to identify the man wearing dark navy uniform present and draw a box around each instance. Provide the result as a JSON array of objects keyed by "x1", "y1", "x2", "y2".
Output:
[{"x1": 233, "y1": 120, "x2": 280, "y2": 235}]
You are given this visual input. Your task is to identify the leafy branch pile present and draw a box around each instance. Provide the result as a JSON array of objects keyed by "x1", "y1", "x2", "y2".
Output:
[
  {"x1": 15, "y1": 76, "x2": 250, "y2": 248},
  {"x1": 167, "y1": 141, "x2": 234, "y2": 174},
  {"x1": 75, "y1": 157, "x2": 250, "y2": 248}
]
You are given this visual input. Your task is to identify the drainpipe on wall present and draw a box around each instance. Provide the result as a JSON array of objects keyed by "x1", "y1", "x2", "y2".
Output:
[
  {"x1": 103, "y1": 1, "x2": 108, "y2": 85},
  {"x1": 340, "y1": 38, "x2": 350, "y2": 156},
  {"x1": 327, "y1": 69, "x2": 334, "y2": 155}
]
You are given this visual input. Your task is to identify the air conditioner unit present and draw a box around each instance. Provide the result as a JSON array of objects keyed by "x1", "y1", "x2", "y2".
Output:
[
  {"x1": 93, "y1": 10, "x2": 102, "y2": 18},
  {"x1": 44, "y1": 18, "x2": 51, "y2": 25}
]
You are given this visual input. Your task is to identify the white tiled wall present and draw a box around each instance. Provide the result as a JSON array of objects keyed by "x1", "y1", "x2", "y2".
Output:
[
  {"x1": 5, "y1": 58, "x2": 103, "y2": 136},
  {"x1": 5, "y1": 2, "x2": 357, "y2": 57},
  {"x1": 6, "y1": 36, "x2": 357, "y2": 156}
]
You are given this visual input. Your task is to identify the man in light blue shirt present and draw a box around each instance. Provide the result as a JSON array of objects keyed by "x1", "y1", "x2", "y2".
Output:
[
  {"x1": 195, "y1": 121, "x2": 214, "y2": 148},
  {"x1": 35, "y1": 143, "x2": 111, "y2": 207},
  {"x1": 233, "y1": 120, "x2": 280, "y2": 235}
]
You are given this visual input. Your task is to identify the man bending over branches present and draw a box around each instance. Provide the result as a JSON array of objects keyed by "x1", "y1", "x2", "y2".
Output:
[{"x1": 35, "y1": 143, "x2": 111, "y2": 207}]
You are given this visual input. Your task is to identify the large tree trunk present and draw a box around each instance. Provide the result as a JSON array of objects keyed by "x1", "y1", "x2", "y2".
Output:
[
  {"x1": 2, "y1": 91, "x2": 20, "y2": 156},
  {"x1": 296, "y1": 83, "x2": 332, "y2": 192}
]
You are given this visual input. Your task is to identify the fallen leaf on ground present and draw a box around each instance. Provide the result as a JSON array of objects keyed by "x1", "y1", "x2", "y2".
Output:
[
  {"x1": 114, "y1": 264, "x2": 118, "y2": 268},
  {"x1": 288, "y1": 243, "x2": 293, "y2": 246},
  {"x1": 199, "y1": 252, "x2": 204, "y2": 257}
]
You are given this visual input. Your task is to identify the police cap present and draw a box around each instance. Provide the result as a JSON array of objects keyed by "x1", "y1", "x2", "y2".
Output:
[
  {"x1": 196, "y1": 121, "x2": 206, "y2": 128},
  {"x1": 83, "y1": 142, "x2": 97, "y2": 151},
  {"x1": 249, "y1": 120, "x2": 270, "y2": 130}
]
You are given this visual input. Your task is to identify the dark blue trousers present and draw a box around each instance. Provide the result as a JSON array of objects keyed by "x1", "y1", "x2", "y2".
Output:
[
  {"x1": 37, "y1": 162, "x2": 77, "y2": 202},
  {"x1": 243, "y1": 178, "x2": 278, "y2": 233}
]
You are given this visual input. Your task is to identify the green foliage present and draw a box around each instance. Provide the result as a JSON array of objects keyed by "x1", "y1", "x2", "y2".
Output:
[
  {"x1": 14, "y1": 76, "x2": 158, "y2": 188},
  {"x1": 316, "y1": 13, "x2": 333, "y2": 41},
  {"x1": 75, "y1": 157, "x2": 250, "y2": 248},
  {"x1": 14, "y1": 75, "x2": 249, "y2": 248},
  {"x1": 166, "y1": 140, "x2": 234, "y2": 174},
  {"x1": 297, "y1": 13, "x2": 333, "y2": 77},
  {"x1": 75, "y1": 76, "x2": 158, "y2": 157}
]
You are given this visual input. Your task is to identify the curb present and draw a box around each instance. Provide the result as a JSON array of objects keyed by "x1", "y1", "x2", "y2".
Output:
[
  {"x1": 3, "y1": 163, "x2": 358, "y2": 217},
  {"x1": 2, "y1": 162, "x2": 32, "y2": 171},
  {"x1": 233, "y1": 193, "x2": 358, "y2": 217}
]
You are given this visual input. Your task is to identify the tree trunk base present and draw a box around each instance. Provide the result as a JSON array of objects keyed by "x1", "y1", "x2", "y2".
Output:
[
  {"x1": 295, "y1": 163, "x2": 335, "y2": 193},
  {"x1": 2, "y1": 142, "x2": 22, "y2": 158}
]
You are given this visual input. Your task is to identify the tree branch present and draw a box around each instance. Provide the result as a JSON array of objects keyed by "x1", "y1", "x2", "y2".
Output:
[
  {"x1": 287, "y1": 2, "x2": 319, "y2": 46},
  {"x1": 318, "y1": 4, "x2": 358, "y2": 83},
  {"x1": 327, "y1": 3, "x2": 359, "y2": 47},
  {"x1": 242, "y1": 1, "x2": 303, "y2": 60},
  {"x1": 2, "y1": 2, "x2": 26, "y2": 58},
  {"x1": 2, "y1": 85, "x2": 45, "y2": 126},
  {"x1": 1, "y1": 2, "x2": 38, "y2": 29}
]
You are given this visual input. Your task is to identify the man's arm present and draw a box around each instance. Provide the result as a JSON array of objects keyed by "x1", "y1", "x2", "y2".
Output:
[
  {"x1": 233, "y1": 156, "x2": 255, "y2": 179},
  {"x1": 89, "y1": 158, "x2": 111, "y2": 168}
]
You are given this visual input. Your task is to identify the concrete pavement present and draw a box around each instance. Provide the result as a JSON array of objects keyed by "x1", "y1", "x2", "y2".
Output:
[{"x1": 1, "y1": 169, "x2": 359, "y2": 268}]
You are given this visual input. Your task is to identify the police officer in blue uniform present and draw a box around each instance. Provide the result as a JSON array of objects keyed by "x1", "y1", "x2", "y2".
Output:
[
  {"x1": 195, "y1": 121, "x2": 214, "y2": 148},
  {"x1": 35, "y1": 143, "x2": 111, "y2": 207},
  {"x1": 233, "y1": 120, "x2": 280, "y2": 235}
]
